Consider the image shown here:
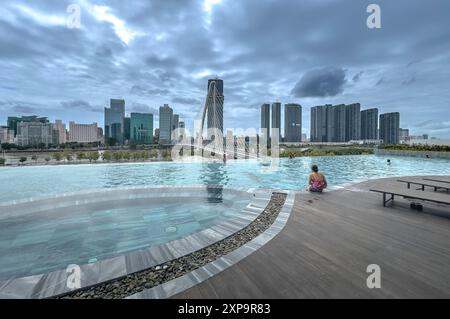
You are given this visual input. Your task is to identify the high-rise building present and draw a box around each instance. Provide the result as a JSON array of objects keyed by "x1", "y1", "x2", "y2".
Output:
[
  {"x1": 361, "y1": 108, "x2": 379, "y2": 140},
  {"x1": 177, "y1": 121, "x2": 186, "y2": 142},
  {"x1": 310, "y1": 104, "x2": 330, "y2": 142},
  {"x1": 154, "y1": 128, "x2": 160, "y2": 144},
  {"x1": 130, "y1": 113, "x2": 153, "y2": 144},
  {"x1": 97, "y1": 127, "x2": 104, "y2": 143},
  {"x1": 7, "y1": 116, "x2": 48, "y2": 137},
  {"x1": 399, "y1": 128, "x2": 410, "y2": 143},
  {"x1": 172, "y1": 114, "x2": 179, "y2": 131},
  {"x1": 260, "y1": 103, "x2": 270, "y2": 145},
  {"x1": 311, "y1": 104, "x2": 363, "y2": 142},
  {"x1": 124, "y1": 117, "x2": 131, "y2": 142},
  {"x1": 206, "y1": 79, "x2": 224, "y2": 140},
  {"x1": 52, "y1": 120, "x2": 67, "y2": 145},
  {"x1": 105, "y1": 99, "x2": 125, "y2": 145},
  {"x1": 16, "y1": 122, "x2": 53, "y2": 146},
  {"x1": 0, "y1": 126, "x2": 14, "y2": 144},
  {"x1": 330, "y1": 104, "x2": 347, "y2": 142},
  {"x1": 284, "y1": 104, "x2": 302, "y2": 142},
  {"x1": 69, "y1": 122, "x2": 100, "y2": 143},
  {"x1": 260, "y1": 104, "x2": 270, "y2": 131},
  {"x1": 271, "y1": 102, "x2": 281, "y2": 138},
  {"x1": 345, "y1": 103, "x2": 361, "y2": 141},
  {"x1": 379, "y1": 112, "x2": 400, "y2": 144},
  {"x1": 159, "y1": 104, "x2": 173, "y2": 144}
]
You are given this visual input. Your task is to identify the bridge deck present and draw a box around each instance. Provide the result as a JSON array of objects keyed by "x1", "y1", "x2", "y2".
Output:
[{"x1": 173, "y1": 176, "x2": 450, "y2": 298}]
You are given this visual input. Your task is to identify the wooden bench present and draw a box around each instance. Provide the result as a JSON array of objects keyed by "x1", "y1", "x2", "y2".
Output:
[
  {"x1": 423, "y1": 176, "x2": 450, "y2": 185},
  {"x1": 397, "y1": 178, "x2": 450, "y2": 193},
  {"x1": 370, "y1": 186, "x2": 450, "y2": 207}
]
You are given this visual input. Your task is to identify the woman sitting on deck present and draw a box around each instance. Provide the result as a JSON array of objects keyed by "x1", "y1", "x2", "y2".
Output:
[{"x1": 307, "y1": 165, "x2": 327, "y2": 193}]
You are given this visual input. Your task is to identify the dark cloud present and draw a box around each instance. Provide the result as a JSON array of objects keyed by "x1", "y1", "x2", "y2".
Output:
[
  {"x1": 291, "y1": 67, "x2": 347, "y2": 98},
  {"x1": 130, "y1": 85, "x2": 171, "y2": 97},
  {"x1": 128, "y1": 102, "x2": 158, "y2": 115},
  {"x1": 0, "y1": 0, "x2": 449, "y2": 137},
  {"x1": 352, "y1": 71, "x2": 364, "y2": 82},
  {"x1": 172, "y1": 97, "x2": 201, "y2": 105},
  {"x1": 402, "y1": 76, "x2": 416, "y2": 86},
  {"x1": 60, "y1": 100, "x2": 103, "y2": 113}
]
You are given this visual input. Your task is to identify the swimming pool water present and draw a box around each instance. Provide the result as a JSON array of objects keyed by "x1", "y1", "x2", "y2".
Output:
[
  {"x1": 1, "y1": 155, "x2": 450, "y2": 203},
  {"x1": 0, "y1": 192, "x2": 251, "y2": 280}
]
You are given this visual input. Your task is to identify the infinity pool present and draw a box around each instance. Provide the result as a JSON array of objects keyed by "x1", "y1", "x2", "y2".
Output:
[
  {"x1": 1, "y1": 155, "x2": 450, "y2": 203},
  {"x1": 0, "y1": 188, "x2": 253, "y2": 280}
]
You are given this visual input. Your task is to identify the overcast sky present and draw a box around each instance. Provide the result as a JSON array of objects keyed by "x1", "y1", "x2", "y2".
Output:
[{"x1": 0, "y1": 0, "x2": 449, "y2": 137}]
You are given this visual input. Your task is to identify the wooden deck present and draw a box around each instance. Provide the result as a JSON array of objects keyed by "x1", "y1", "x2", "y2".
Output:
[{"x1": 173, "y1": 176, "x2": 450, "y2": 298}]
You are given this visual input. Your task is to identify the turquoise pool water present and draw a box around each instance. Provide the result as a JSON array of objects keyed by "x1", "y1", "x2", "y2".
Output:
[
  {"x1": 0, "y1": 191, "x2": 251, "y2": 280},
  {"x1": 1, "y1": 155, "x2": 450, "y2": 203}
]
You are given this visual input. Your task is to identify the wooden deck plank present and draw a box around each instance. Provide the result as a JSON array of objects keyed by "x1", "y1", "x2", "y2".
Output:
[{"x1": 173, "y1": 176, "x2": 450, "y2": 299}]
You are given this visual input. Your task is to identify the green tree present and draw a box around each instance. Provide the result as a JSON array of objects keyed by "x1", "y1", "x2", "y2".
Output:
[
  {"x1": 132, "y1": 152, "x2": 141, "y2": 161},
  {"x1": 150, "y1": 149, "x2": 158, "y2": 159},
  {"x1": 112, "y1": 151, "x2": 123, "y2": 161},
  {"x1": 31, "y1": 155, "x2": 38, "y2": 164},
  {"x1": 140, "y1": 150, "x2": 149, "y2": 160},
  {"x1": 102, "y1": 151, "x2": 112, "y2": 162},
  {"x1": 76, "y1": 152, "x2": 86, "y2": 163},
  {"x1": 53, "y1": 152, "x2": 62, "y2": 162},
  {"x1": 0, "y1": 158, "x2": 6, "y2": 166},
  {"x1": 88, "y1": 152, "x2": 100, "y2": 163},
  {"x1": 64, "y1": 151, "x2": 73, "y2": 163},
  {"x1": 19, "y1": 156, "x2": 27, "y2": 165},
  {"x1": 161, "y1": 149, "x2": 171, "y2": 160},
  {"x1": 122, "y1": 151, "x2": 131, "y2": 161},
  {"x1": 45, "y1": 157, "x2": 51, "y2": 164}
]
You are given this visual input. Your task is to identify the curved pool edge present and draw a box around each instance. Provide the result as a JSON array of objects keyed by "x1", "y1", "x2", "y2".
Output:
[
  {"x1": 0, "y1": 186, "x2": 272, "y2": 299},
  {"x1": 127, "y1": 190, "x2": 296, "y2": 299}
]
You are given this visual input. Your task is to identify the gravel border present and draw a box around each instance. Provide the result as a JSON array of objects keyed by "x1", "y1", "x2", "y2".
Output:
[{"x1": 56, "y1": 192, "x2": 287, "y2": 299}]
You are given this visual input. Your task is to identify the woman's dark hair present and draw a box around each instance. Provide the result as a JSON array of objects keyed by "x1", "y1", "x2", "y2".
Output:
[{"x1": 311, "y1": 165, "x2": 319, "y2": 172}]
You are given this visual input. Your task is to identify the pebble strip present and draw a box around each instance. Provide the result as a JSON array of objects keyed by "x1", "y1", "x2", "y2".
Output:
[{"x1": 56, "y1": 192, "x2": 287, "y2": 299}]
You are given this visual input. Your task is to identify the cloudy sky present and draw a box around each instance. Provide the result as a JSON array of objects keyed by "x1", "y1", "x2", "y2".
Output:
[{"x1": 0, "y1": 0, "x2": 449, "y2": 137}]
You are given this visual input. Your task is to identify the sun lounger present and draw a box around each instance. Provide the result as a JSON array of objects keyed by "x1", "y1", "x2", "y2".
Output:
[
  {"x1": 397, "y1": 178, "x2": 450, "y2": 192},
  {"x1": 370, "y1": 186, "x2": 450, "y2": 207}
]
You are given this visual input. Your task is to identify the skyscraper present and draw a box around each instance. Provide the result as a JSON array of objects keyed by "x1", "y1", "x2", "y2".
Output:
[
  {"x1": 260, "y1": 103, "x2": 270, "y2": 145},
  {"x1": 361, "y1": 108, "x2": 379, "y2": 140},
  {"x1": 105, "y1": 99, "x2": 125, "y2": 145},
  {"x1": 331, "y1": 104, "x2": 346, "y2": 142},
  {"x1": 159, "y1": 104, "x2": 173, "y2": 144},
  {"x1": 130, "y1": 113, "x2": 153, "y2": 144},
  {"x1": 271, "y1": 102, "x2": 281, "y2": 138},
  {"x1": 124, "y1": 117, "x2": 131, "y2": 141},
  {"x1": 260, "y1": 104, "x2": 270, "y2": 132},
  {"x1": 52, "y1": 120, "x2": 67, "y2": 145},
  {"x1": 311, "y1": 104, "x2": 362, "y2": 142},
  {"x1": 284, "y1": 104, "x2": 302, "y2": 142},
  {"x1": 310, "y1": 104, "x2": 330, "y2": 142},
  {"x1": 379, "y1": 112, "x2": 400, "y2": 144},
  {"x1": 345, "y1": 103, "x2": 361, "y2": 141},
  {"x1": 206, "y1": 79, "x2": 224, "y2": 140}
]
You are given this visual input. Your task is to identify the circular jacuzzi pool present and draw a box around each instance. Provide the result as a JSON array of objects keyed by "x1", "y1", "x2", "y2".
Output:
[{"x1": 0, "y1": 186, "x2": 261, "y2": 281}]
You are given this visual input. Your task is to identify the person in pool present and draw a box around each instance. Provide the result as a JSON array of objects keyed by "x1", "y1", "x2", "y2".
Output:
[{"x1": 308, "y1": 165, "x2": 327, "y2": 193}]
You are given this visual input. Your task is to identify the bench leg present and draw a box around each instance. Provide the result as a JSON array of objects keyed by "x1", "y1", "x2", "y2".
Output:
[{"x1": 383, "y1": 193, "x2": 394, "y2": 207}]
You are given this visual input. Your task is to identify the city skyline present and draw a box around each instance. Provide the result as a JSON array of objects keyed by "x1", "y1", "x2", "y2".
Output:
[{"x1": 0, "y1": 1, "x2": 449, "y2": 138}]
